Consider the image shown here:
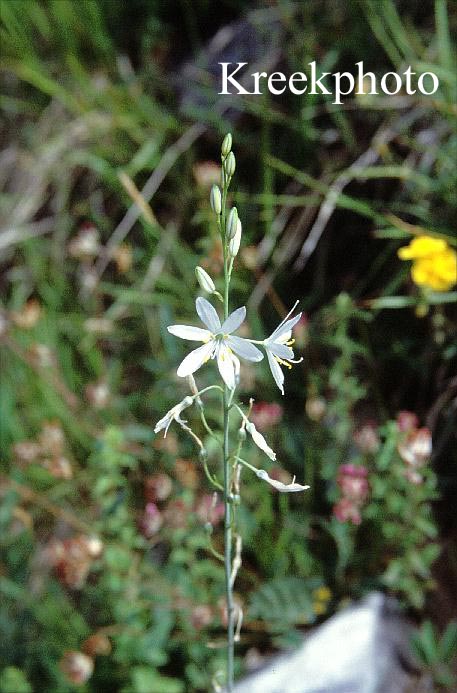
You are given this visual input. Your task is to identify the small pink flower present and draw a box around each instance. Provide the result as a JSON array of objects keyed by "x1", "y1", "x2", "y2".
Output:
[
  {"x1": 398, "y1": 427, "x2": 432, "y2": 468},
  {"x1": 190, "y1": 604, "x2": 213, "y2": 630},
  {"x1": 337, "y1": 464, "x2": 369, "y2": 503},
  {"x1": 195, "y1": 494, "x2": 225, "y2": 526},
  {"x1": 353, "y1": 423, "x2": 380, "y2": 455},
  {"x1": 250, "y1": 402, "x2": 283, "y2": 431},
  {"x1": 144, "y1": 473, "x2": 173, "y2": 502},
  {"x1": 139, "y1": 503, "x2": 163, "y2": 537},
  {"x1": 60, "y1": 651, "x2": 94, "y2": 685},
  {"x1": 333, "y1": 498, "x2": 362, "y2": 525},
  {"x1": 396, "y1": 410, "x2": 419, "y2": 433},
  {"x1": 405, "y1": 469, "x2": 423, "y2": 485}
]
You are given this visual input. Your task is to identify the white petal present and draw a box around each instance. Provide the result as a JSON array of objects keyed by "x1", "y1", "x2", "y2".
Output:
[
  {"x1": 268, "y1": 342, "x2": 294, "y2": 360},
  {"x1": 266, "y1": 349, "x2": 284, "y2": 395},
  {"x1": 226, "y1": 335, "x2": 263, "y2": 362},
  {"x1": 246, "y1": 422, "x2": 276, "y2": 461},
  {"x1": 270, "y1": 313, "x2": 302, "y2": 341},
  {"x1": 196, "y1": 297, "x2": 221, "y2": 332},
  {"x1": 217, "y1": 343, "x2": 236, "y2": 389},
  {"x1": 176, "y1": 341, "x2": 215, "y2": 377},
  {"x1": 168, "y1": 325, "x2": 211, "y2": 341},
  {"x1": 256, "y1": 469, "x2": 309, "y2": 493},
  {"x1": 154, "y1": 413, "x2": 171, "y2": 434},
  {"x1": 220, "y1": 306, "x2": 246, "y2": 334}
]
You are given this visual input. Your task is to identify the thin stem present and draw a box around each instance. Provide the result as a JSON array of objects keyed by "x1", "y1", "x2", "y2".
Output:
[{"x1": 222, "y1": 163, "x2": 235, "y2": 692}]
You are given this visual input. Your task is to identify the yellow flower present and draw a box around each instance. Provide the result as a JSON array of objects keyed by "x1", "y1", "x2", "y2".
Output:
[
  {"x1": 398, "y1": 235, "x2": 457, "y2": 292},
  {"x1": 312, "y1": 600, "x2": 328, "y2": 616},
  {"x1": 313, "y1": 586, "x2": 332, "y2": 602}
]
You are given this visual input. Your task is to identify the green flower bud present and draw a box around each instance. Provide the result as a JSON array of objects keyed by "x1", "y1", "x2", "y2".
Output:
[
  {"x1": 210, "y1": 184, "x2": 222, "y2": 215},
  {"x1": 195, "y1": 266, "x2": 216, "y2": 293},
  {"x1": 204, "y1": 521, "x2": 213, "y2": 534},
  {"x1": 224, "y1": 151, "x2": 236, "y2": 178},
  {"x1": 221, "y1": 133, "x2": 232, "y2": 158},
  {"x1": 237, "y1": 427, "x2": 247, "y2": 442},
  {"x1": 199, "y1": 448, "x2": 208, "y2": 463},
  {"x1": 226, "y1": 207, "x2": 238, "y2": 240},
  {"x1": 229, "y1": 219, "x2": 242, "y2": 258}
]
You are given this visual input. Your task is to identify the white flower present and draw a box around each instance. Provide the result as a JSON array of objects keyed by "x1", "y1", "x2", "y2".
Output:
[
  {"x1": 154, "y1": 396, "x2": 193, "y2": 436},
  {"x1": 263, "y1": 301, "x2": 303, "y2": 395},
  {"x1": 168, "y1": 297, "x2": 263, "y2": 390},
  {"x1": 256, "y1": 469, "x2": 309, "y2": 493},
  {"x1": 245, "y1": 421, "x2": 276, "y2": 461}
]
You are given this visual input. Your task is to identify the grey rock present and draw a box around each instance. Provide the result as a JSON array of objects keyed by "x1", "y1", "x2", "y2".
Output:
[{"x1": 233, "y1": 592, "x2": 426, "y2": 693}]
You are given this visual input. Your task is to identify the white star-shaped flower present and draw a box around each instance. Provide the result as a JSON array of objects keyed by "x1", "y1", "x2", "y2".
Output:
[
  {"x1": 263, "y1": 302, "x2": 303, "y2": 395},
  {"x1": 168, "y1": 297, "x2": 263, "y2": 390}
]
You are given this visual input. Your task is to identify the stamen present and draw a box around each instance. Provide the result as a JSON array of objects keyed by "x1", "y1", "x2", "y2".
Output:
[
  {"x1": 274, "y1": 356, "x2": 292, "y2": 370},
  {"x1": 286, "y1": 339, "x2": 295, "y2": 346},
  {"x1": 276, "y1": 300, "x2": 300, "y2": 331}
]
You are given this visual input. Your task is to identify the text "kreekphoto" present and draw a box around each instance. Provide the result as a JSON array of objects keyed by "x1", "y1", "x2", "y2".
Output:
[{"x1": 219, "y1": 61, "x2": 439, "y2": 105}]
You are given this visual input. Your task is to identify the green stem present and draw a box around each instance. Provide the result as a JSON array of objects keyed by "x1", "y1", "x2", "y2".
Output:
[{"x1": 222, "y1": 172, "x2": 235, "y2": 692}]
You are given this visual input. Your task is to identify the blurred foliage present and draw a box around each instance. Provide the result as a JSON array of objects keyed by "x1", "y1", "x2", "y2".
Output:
[{"x1": 1, "y1": 0, "x2": 456, "y2": 690}]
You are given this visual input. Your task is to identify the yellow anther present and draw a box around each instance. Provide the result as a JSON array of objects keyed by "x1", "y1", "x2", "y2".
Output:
[
  {"x1": 286, "y1": 339, "x2": 295, "y2": 346},
  {"x1": 274, "y1": 356, "x2": 293, "y2": 370}
]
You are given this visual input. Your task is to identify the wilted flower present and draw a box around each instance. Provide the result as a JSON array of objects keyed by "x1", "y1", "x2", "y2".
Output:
[
  {"x1": 353, "y1": 423, "x2": 380, "y2": 455},
  {"x1": 256, "y1": 469, "x2": 309, "y2": 493},
  {"x1": 245, "y1": 421, "x2": 276, "y2": 461},
  {"x1": 250, "y1": 402, "x2": 283, "y2": 431},
  {"x1": 60, "y1": 651, "x2": 94, "y2": 685},
  {"x1": 397, "y1": 235, "x2": 457, "y2": 292},
  {"x1": 167, "y1": 297, "x2": 263, "y2": 390},
  {"x1": 154, "y1": 396, "x2": 194, "y2": 436},
  {"x1": 262, "y1": 302, "x2": 303, "y2": 395},
  {"x1": 398, "y1": 427, "x2": 432, "y2": 468}
]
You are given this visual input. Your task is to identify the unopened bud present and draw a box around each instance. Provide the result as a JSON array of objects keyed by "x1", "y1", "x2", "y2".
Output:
[
  {"x1": 199, "y1": 448, "x2": 208, "y2": 463},
  {"x1": 210, "y1": 184, "x2": 222, "y2": 215},
  {"x1": 237, "y1": 427, "x2": 247, "y2": 442},
  {"x1": 195, "y1": 266, "x2": 216, "y2": 293},
  {"x1": 226, "y1": 207, "x2": 238, "y2": 239},
  {"x1": 229, "y1": 219, "x2": 242, "y2": 258},
  {"x1": 221, "y1": 133, "x2": 232, "y2": 158},
  {"x1": 224, "y1": 151, "x2": 236, "y2": 178}
]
